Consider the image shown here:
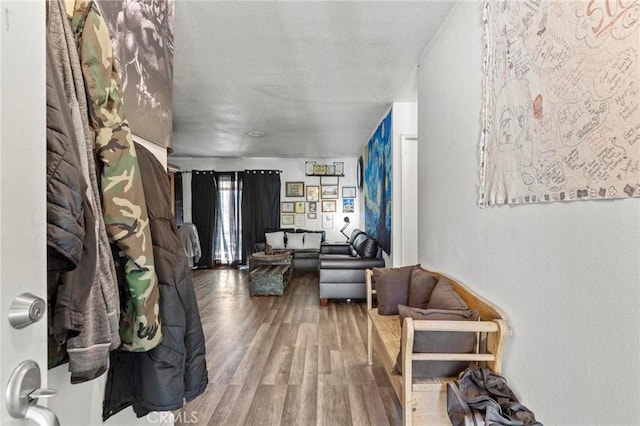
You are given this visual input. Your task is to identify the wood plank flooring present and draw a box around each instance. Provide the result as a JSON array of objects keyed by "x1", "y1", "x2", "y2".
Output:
[{"x1": 175, "y1": 269, "x2": 401, "y2": 426}]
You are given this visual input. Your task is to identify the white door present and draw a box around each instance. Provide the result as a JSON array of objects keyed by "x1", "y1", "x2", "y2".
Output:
[{"x1": 0, "y1": 1, "x2": 50, "y2": 425}]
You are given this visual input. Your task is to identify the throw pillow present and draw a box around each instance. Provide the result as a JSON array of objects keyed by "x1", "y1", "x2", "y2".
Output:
[
  {"x1": 395, "y1": 304, "x2": 479, "y2": 378},
  {"x1": 285, "y1": 232, "x2": 305, "y2": 250},
  {"x1": 426, "y1": 277, "x2": 469, "y2": 310},
  {"x1": 407, "y1": 268, "x2": 438, "y2": 309},
  {"x1": 372, "y1": 265, "x2": 418, "y2": 315},
  {"x1": 265, "y1": 231, "x2": 285, "y2": 250},
  {"x1": 302, "y1": 232, "x2": 322, "y2": 249}
]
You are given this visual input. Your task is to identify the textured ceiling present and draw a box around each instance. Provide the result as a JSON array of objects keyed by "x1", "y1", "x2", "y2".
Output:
[{"x1": 172, "y1": 1, "x2": 456, "y2": 158}]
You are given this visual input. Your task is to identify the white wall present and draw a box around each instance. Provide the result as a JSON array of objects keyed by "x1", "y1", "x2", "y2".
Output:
[
  {"x1": 417, "y1": 2, "x2": 640, "y2": 425},
  {"x1": 391, "y1": 102, "x2": 418, "y2": 266},
  {"x1": 172, "y1": 156, "x2": 360, "y2": 243}
]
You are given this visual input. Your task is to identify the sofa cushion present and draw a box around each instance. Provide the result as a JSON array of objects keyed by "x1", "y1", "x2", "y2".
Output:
[
  {"x1": 427, "y1": 277, "x2": 469, "y2": 310},
  {"x1": 319, "y1": 255, "x2": 386, "y2": 270},
  {"x1": 294, "y1": 250, "x2": 320, "y2": 259},
  {"x1": 352, "y1": 233, "x2": 379, "y2": 258},
  {"x1": 285, "y1": 232, "x2": 305, "y2": 250},
  {"x1": 395, "y1": 304, "x2": 479, "y2": 378},
  {"x1": 302, "y1": 232, "x2": 322, "y2": 249},
  {"x1": 372, "y1": 265, "x2": 417, "y2": 315},
  {"x1": 407, "y1": 268, "x2": 438, "y2": 309},
  {"x1": 265, "y1": 231, "x2": 285, "y2": 249},
  {"x1": 350, "y1": 228, "x2": 365, "y2": 242}
]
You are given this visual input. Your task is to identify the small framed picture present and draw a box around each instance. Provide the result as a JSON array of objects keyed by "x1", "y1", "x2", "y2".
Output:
[
  {"x1": 295, "y1": 201, "x2": 305, "y2": 213},
  {"x1": 305, "y1": 161, "x2": 316, "y2": 175},
  {"x1": 342, "y1": 186, "x2": 356, "y2": 199},
  {"x1": 306, "y1": 185, "x2": 319, "y2": 202},
  {"x1": 320, "y1": 176, "x2": 338, "y2": 185},
  {"x1": 322, "y1": 200, "x2": 336, "y2": 212},
  {"x1": 326, "y1": 164, "x2": 335, "y2": 175},
  {"x1": 343, "y1": 198, "x2": 354, "y2": 213},
  {"x1": 334, "y1": 162, "x2": 344, "y2": 176},
  {"x1": 322, "y1": 214, "x2": 334, "y2": 229},
  {"x1": 308, "y1": 212, "x2": 317, "y2": 219},
  {"x1": 308, "y1": 202, "x2": 317, "y2": 213},
  {"x1": 281, "y1": 201, "x2": 295, "y2": 213},
  {"x1": 281, "y1": 214, "x2": 295, "y2": 226},
  {"x1": 285, "y1": 181, "x2": 305, "y2": 197},
  {"x1": 313, "y1": 164, "x2": 327, "y2": 175},
  {"x1": 321, "y1": 185, "x2": 338, "y2": 199},
  {"x1": 294, "y1": 214, "x2": 305, "y2": 227}
]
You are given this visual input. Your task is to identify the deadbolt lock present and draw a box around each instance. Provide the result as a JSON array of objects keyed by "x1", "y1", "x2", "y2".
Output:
[{"x1": 8, "y1": 292, "x2": 46, "y2": 329}]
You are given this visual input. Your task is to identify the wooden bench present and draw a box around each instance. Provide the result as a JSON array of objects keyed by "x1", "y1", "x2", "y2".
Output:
[
  {"x1": 366, "y1": 267, "x2": 511, "y2": 425},
  {"x1": 249, "y1": 264, "x2": 292, "y2": 296}
]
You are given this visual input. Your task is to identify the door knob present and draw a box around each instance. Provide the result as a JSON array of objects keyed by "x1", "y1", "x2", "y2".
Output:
[
  {"x1": 8, "y1": 293, "x2": 46, "y2": 329},
  {"x1": 6, "y1": 360, "x2": 60, "y2": 426}
]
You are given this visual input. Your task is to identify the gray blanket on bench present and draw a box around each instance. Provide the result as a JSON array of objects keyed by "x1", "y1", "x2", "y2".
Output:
[{"x1": 447, "y1": 365, "x2": 542, "y2": 426}]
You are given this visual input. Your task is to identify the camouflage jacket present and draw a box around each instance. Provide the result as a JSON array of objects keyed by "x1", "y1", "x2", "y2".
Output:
[{"x1": 69, "y1": 0, "x2": 161, "y2": 351}]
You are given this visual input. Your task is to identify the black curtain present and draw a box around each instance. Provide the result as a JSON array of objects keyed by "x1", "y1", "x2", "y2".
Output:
[
  {"x1": 213, "y1": 172, "x2": 243, "y2": 267},
  {"x1": 241, "y1": 170, "x2": 281, "y2": 262},
  {"x1": 174, "y1": 172, "x2": 183, "y2": 227},
  {"x1": 191, "y1": 170, "x2": 216, "y2": 268}
]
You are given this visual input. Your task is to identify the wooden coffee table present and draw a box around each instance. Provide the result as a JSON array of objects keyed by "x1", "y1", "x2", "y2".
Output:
[
  {"x1": 249, "y1": 251, "x2": 293, "y2": 296},
  {"x1": 249, "y1": 264, "x2": 293, "y2": 296},
  {"x1": 250, "y1": 250, "x2": 292, "y2": 267}
]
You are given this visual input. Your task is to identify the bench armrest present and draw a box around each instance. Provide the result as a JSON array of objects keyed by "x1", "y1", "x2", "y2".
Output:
[
  {"x1": 366, "y1": 269, "x2": 375, "y2": 311},
  {"x1": 366, "y1": 269, "x2": 375, "y2": 365},
  {"x1": 401, "y1": 316, "x2": 509, "y2": 380}
]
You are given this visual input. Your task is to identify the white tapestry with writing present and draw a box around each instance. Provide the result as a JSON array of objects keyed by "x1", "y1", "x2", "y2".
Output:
[{"x1": 480, "y1": 0, "x2": 640, "y2": 206}]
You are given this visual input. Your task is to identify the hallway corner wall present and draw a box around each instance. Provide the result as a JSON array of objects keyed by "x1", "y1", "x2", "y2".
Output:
[{"x1": 416, "y1": 2, "x2": 640, "y2": 424}]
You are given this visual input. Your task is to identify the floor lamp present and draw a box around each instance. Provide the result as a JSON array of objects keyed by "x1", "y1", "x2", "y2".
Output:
[{"x1": 340, "y1": 217, "x2": 351, "y2": 242}]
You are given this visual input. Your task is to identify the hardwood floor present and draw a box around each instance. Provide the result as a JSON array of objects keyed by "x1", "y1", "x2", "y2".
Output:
[{"x1": 175, "y1": 269, "x2": 401, "y2": 426}]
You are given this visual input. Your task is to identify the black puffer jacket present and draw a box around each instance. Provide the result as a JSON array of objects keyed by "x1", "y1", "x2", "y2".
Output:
[
  {"x1": 46, "y1": 38, "x2": 86, "y2": 277},
  {"x1": 103, "y1": 143, "x2": 208, "y2": 420},
  {"x1": 46, "y1": 39, "x2": 96, "y2": 342}
]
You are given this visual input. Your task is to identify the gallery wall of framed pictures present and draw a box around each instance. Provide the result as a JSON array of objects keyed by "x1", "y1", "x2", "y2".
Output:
[
  {"x1": 280, "y1": 159, "x2": 359, "y2": 230},
  {"x1": 170, "y1": 156, "x2": 361, "y2": 239}
]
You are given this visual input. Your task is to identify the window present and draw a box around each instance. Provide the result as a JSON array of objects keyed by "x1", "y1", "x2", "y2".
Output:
[{"x1": 214, "y1": 172, "x2": 243, "y2": 266}]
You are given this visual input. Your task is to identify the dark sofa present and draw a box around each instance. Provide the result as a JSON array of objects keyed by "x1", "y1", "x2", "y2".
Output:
[
  {"x1": 318, "y1": 229, "x2": 385, "y2": 305},
  {"x1": 254, "y1": 228, "x2": 326, "y2": 270}
]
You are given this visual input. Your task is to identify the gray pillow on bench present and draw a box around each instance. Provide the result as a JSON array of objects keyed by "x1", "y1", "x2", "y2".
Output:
[
  {"x1": 407, "y1": 268, "x2": 438, "y2": 309},
  {"x1": 372, "y1": 265, "x2": 418, "y2": 315},
  {"x1": 427, "y1": 277, "x2": 469, "y2": 310},
  {"x1": 395, "y1": 304, "x2": 479, "y2": 378}
]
